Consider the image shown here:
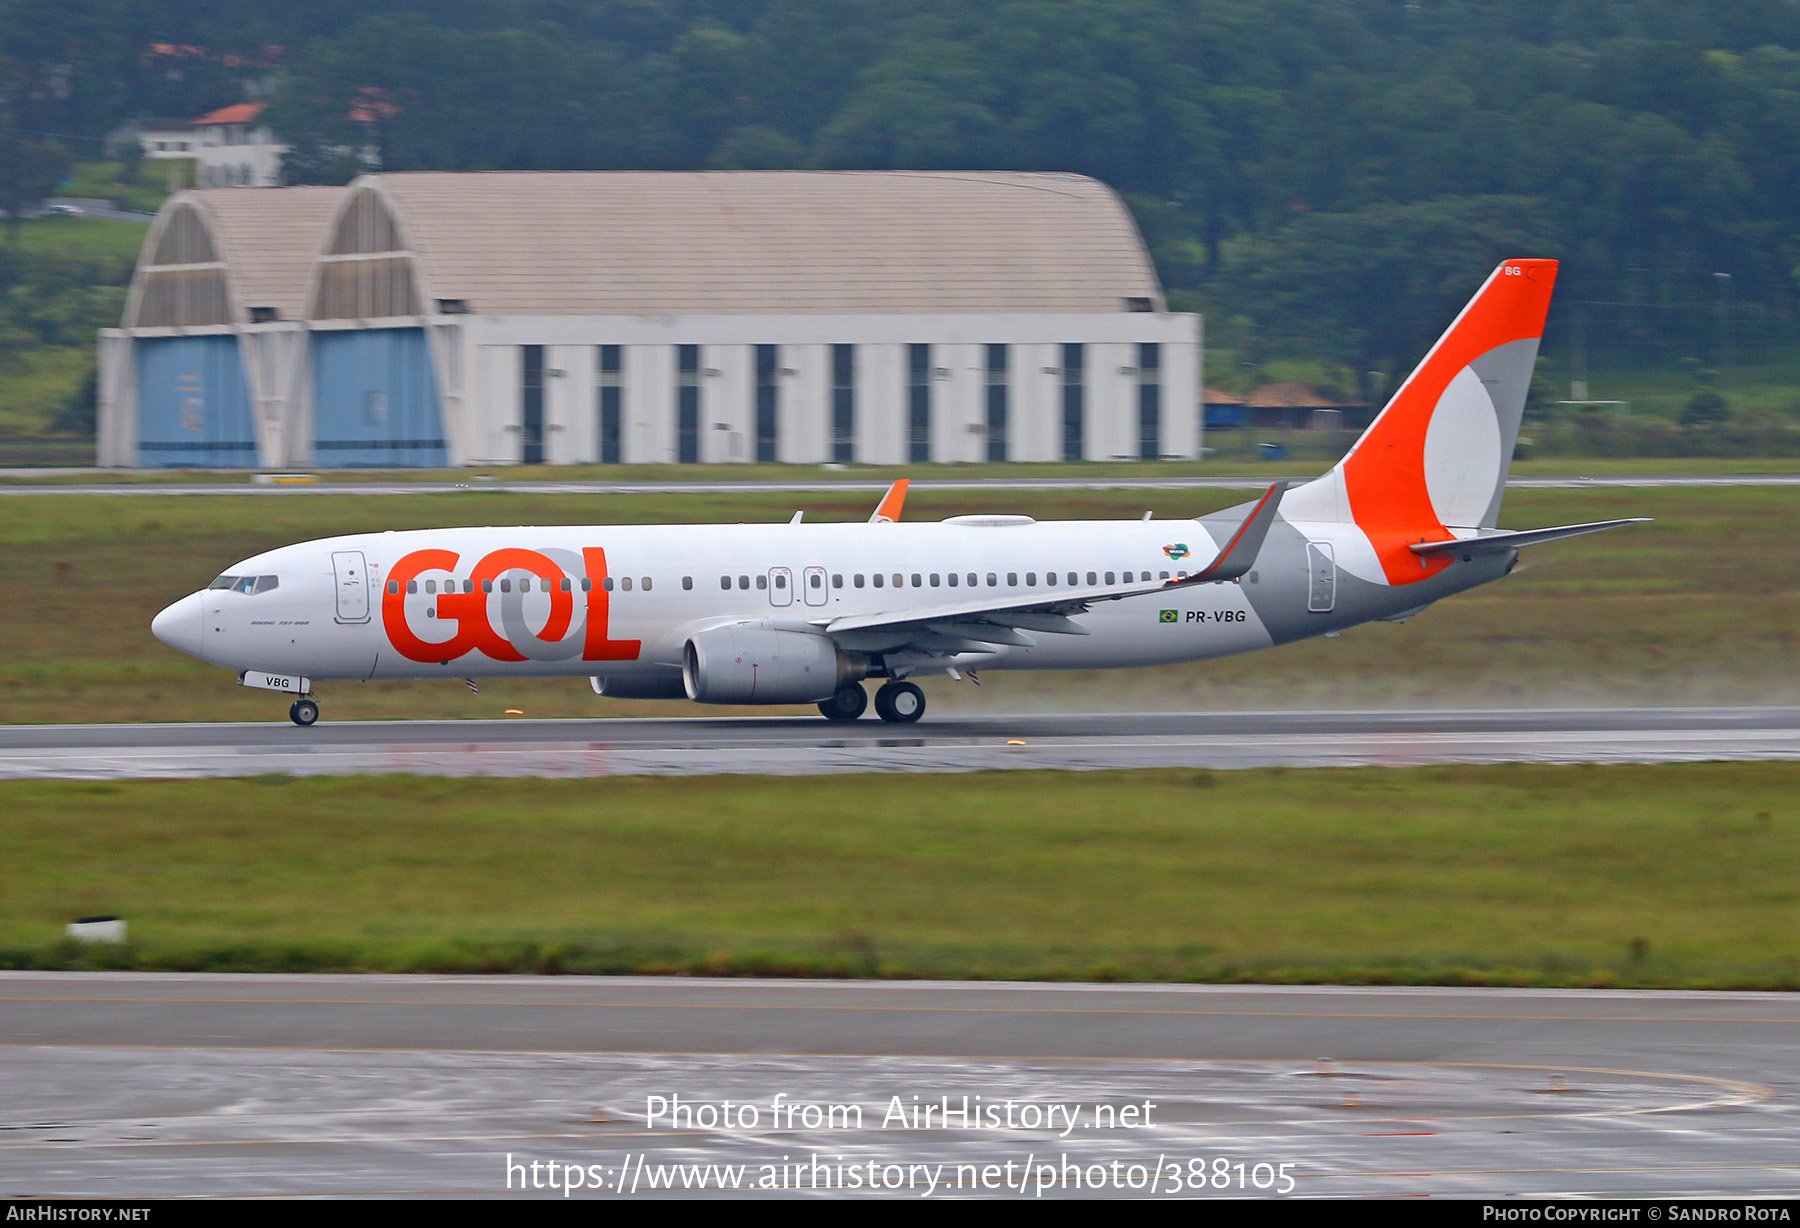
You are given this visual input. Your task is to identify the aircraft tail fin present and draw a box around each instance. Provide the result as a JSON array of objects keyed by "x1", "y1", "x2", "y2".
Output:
[{"x1": 1282, "y1": 258, "x2": 1558, "y2": 584}]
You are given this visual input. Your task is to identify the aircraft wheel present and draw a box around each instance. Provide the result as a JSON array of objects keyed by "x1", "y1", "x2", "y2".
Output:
[
  {"x1": 290, "y1": 699, "x2": 319, "y2": 727},
  {"x1": 818, "y1": 683, "x2": 868, "y2": 721},
  {"x1": 874, "y1": 681, "x2": 925, "y2": 724}
]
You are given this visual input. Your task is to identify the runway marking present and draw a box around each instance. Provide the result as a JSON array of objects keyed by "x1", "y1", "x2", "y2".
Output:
[{"x1": 1, "y1": 993, "x2": 1794, "y2": 1025}]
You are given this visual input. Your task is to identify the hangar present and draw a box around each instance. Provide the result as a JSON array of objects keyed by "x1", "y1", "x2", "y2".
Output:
[{"x1": 99, "y1": 171, "x2": 1201, "y2": 468}]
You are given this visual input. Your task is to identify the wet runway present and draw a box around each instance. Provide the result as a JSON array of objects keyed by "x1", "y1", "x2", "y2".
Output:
[
  {"x1": 0, "y1": 974, "x2": 1793, "y2": 1199},
  {"x1": 2, "y1": 707, "x2": 1798, "y2": 779}
]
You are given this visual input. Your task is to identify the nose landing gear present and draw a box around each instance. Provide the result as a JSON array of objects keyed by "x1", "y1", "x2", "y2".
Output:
[{"x1": 288, "y1": 698, "x2": 319, "y2": 727}]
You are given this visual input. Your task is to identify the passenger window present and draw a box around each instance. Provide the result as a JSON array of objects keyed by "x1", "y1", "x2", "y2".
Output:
[
  {"x1": 464, "y1": 580, "x2": 476, "y2": 594},
  {"x1": 757, "y1": 575, "x2": 768, "y2": 590},
  {"x1": 990, "y1": 573, "x2": 1000, "y2": 587},
  {"x1": 721, "y1": 576, "x2": 731, "y2": 590},
  {"x1": 771, "y1": 574, "x2": 782, "y2": 589},
  {"x1": 406, "y1": 580, "x2": 419, "y2": 594},
  {"x1": 682, "y1": 576, "x2": 693, "y2": 591},
  {"x1": 947, "y1": 573, "x2": 958, "y2": 587},
  {"x1": 1067, "y1": 572, "x2": 1078, "y2": 586},
  {"x1": 831, "y1": 574, "x2": 843, "y2": 588},
  {"x1": 386, "y1": 580, "x2": 400, "y2": 595},
  {"x1": 522, "y1": 579, "x2": 533, "y2": 593},
  {"x1": 620, "y1": 577, "x2": 632, "y2": 592},
  {"x1": 1105, "y1": 572, "x2": 1115, "y2": 585},
  {"x1": 1087, "y1": 572, "x2": 1098, "y2": 586},
  {"x1": 1177, "y1": 570, "x2": 1188, "y2": 579},
  {"x1": 739, "y1": 575, "x2": 750, "y2": 589},
  {"x1": 873, "y1": 574, "x2": 884, "y2": 588},
  {"x1": 1003, "y1": 573, "x2": 1013, "y2": 586},
  {"x1": 642, "y1": 577, "x2": 652, "y2": 591},
  {"x1": 501, "y1": 579, "x2": 513, "y2": 593},
  {"x1": 1159, "y1": 571, "x2": 1169, "y2": 580},
  {"x1": 929, "y1": 574, "x2": 940, "y2": 587},
  {"x1": 1026, "y1": 572, "x2": 1036, "y2": 586},
  {"x1": 561, "y1": 578, "x2": 572, "y2": 592},
  {"x1": 966, "y1": 573, "x2": 976, "y2": 587},
  {"x1": 895, "y1": 574, "x2": 905, "y2": 588},
  {"x1": 810, "y1": 574, "x2": 823, "y2": 589},
  {"x1": 854, "y1": 574, "x2": 865, "y2": 589},
  {"x1": 424, "y1": 580, "x2": 436, "y2": 595},
  {"x1": 581, "y1": 578, "x2": 592, "y2": 591},
  {"x1": 603, "y1": 577, "x2": 614, "y2": 591}
]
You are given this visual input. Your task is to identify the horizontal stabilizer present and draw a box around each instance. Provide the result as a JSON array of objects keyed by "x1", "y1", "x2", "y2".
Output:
[{"x1": 1408, "y1": 518, "x2": 1650, "y2": 556}]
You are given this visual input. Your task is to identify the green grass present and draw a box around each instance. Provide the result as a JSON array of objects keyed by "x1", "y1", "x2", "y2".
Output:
[
  {"x1": 0, "y1": 346, "x2": 92, "y2": 437},
  {"x1": 4, "y1": 765, "x2": 1796, "y2": 986},
  {"x1": 1, "y1": 485, "x2": 1795, "y2": 723},
  {"x1": 7, "y1": 216, "x2": 150, "y2": 264}
]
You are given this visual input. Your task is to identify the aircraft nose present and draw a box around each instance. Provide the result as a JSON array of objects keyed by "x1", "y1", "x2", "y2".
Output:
[{"x1": 151, "y1": 592, "x2": 205, "y2": 656}]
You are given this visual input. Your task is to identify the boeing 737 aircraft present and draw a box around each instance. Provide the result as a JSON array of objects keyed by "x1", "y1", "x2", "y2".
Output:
[{"x1": 153, "y1": 258, "x2": 1643, "y2": 726}]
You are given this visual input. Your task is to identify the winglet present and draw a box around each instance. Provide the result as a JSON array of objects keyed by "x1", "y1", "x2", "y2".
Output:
[
  {"x1": 870, "y1": 479, "x2": 909, "y2": 524},
  {"x1": 1181, "y1": 482, "x2": 1286, "y2": 584}
]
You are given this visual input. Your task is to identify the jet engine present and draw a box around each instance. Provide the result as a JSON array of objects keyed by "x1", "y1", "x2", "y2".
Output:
[{"x1": 682, "y1": 625, "x2": 867, "y2": 704}]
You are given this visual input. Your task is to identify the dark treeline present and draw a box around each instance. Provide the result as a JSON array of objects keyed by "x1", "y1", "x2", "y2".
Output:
[{"x1": 7, "y1": 1, "x2": 1800, "y2": 389}]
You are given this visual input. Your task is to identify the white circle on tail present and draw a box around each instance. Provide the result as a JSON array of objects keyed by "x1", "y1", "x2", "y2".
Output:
[{"x1": 1422, "y1": 364, "x2": 1502, "y2": 529}]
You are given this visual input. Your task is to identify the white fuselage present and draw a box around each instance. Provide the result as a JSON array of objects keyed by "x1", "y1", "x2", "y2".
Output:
[{"x1": 157, "y1": 517, "x2": 1325, "y2": 681}]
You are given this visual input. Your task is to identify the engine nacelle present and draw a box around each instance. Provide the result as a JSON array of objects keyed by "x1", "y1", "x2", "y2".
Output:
[{"x1": 683, "y1": 625, "x2": 865, "y2": 705}]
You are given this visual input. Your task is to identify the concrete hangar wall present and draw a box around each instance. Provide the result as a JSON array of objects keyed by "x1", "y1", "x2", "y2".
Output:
[{"x1": 99, "y1": 171, "x2": 1201, "y2": 468}]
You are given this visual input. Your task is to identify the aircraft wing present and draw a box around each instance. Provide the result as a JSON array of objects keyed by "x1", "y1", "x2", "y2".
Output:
[
  {"x1": 818, "y1": 483, "x2": 1286, "y2": 653},
  {"x1": 1408, "y1": 518, "x2": 1650, "y2": 556}
]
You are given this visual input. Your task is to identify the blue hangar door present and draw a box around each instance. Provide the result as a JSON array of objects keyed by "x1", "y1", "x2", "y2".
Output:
[
  {"x1": 312, "y1": 328, "x2": 447, "y2": 467},
  {"x1": 136, "y1": 335, "x2": 258, "y2": 467}
]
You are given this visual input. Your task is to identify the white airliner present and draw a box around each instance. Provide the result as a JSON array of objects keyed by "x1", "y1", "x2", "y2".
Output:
[{"x1": 153, "y1": 258, "x2": 1642, "y2": 726}]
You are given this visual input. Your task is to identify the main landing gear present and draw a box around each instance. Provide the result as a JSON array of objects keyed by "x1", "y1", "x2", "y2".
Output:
[
  {"x1": 288, "y1": 698, "x2": 319, "y2": 727},
  {"x1": 873, "y1": 680, "x2": 925, "y2": 724},
  {"x1": 815, "y1": 680, "x2": 927, "y2": 723}
]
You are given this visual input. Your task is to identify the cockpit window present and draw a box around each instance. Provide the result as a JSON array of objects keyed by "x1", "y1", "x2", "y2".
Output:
[{"x1": 211, "y1": 574, "x2": 279, "y2": 594}]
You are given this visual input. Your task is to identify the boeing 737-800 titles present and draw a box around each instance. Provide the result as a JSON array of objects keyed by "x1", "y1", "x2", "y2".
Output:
[{"x1": 153, "y1": 259, "x2": 1643, "y2": 726}]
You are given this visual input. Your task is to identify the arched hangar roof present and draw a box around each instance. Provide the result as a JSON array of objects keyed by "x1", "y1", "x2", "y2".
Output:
[
  {"x1": 124, "y1": 187, "x2": 347, "y2": 328},
  {"x1": 309, "y1": 171, "x2": 1164, "y2": 319}
]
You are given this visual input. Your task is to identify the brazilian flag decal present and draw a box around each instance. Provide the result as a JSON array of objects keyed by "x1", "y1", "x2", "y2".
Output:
[{"x1": 1159, "y1": 609, "x2": 1178, "y2": 623}]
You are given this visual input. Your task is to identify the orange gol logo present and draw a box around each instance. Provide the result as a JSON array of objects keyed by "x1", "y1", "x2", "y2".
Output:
[{"x1": 382, "y1": 546, "x2": 641, "y2": 664}]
